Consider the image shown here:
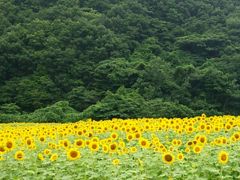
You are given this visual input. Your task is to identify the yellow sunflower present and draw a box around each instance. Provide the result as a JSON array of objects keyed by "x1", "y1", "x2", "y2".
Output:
[
  {"x1": 162, "y1": 152, "x2": 175, "y2": 165},
  {"x1": 15, "y1": 151, "x2": 24, "y2": 161},
  {"x1": 112, "y1": 159, "x2": 120, "y2": 166},
  {"x1": 0, "y1": 155, "x2": 4, "y2": 161},
  {"x1": 139, "y1": 138, "x2": 150, "y2": 148},
  {"x1": 102, "y1": 144, "x2": 109, "y2": 153},
  {"x1": 37, "y1": 153, "x2": 44, "y2": 161},
  {"x1": 74, "y1": 139, "x2": 85, "y2": 148},
  {"x1": 5, "y1": 140, "x2": 14, "y2": 151},
  {"x1": 218, "y1": 151, "x2": 228, "y2": 165},
  {"x1": 109, "y1": 142, "x2": 118, "y2": 153},
  {"x1": 110, "y1": 132, "x2": 118, "y2": 140},
  {"x1": 0, "y1": 145, "x2": 6, "y2": 154},
  {"x1": 50, "y1": 153, "x2": 58, "y2": 162},
  {"x1": 89, "y1": 142, "x2": 99, "y2": 152},
  {"x1": 67, "y1": 148, "x2": 81, "y2": 160},
  {"x1": 193, "y1": 145, "x2": 202, "y2": 154},
  {"x1": 177, "y1": 153, "x2": 184, "y2": 161},
  {"x1": 130, "y1": 146, "x2": 138, "y2": 153},
  {"x1": 43, "y1": 149, "x2": 51, "y2": 156}
]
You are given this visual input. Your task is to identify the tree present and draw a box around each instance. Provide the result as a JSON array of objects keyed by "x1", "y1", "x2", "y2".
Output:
[
  {"x1": 80, "y1": 87, "x2": 146, "y2": 120},
  {"x1": 0, "y1": 75, "x2": 60, "y2": 112}
]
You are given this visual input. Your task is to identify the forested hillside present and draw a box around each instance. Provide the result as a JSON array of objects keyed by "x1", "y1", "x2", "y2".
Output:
[{"x1": 0, "y1": 0, "x2": 240, "y2": 121}]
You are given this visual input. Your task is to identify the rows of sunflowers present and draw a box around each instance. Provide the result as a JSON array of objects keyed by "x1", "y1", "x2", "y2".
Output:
[{"x1": 0, "y1": 114, "x2": 240, "y2": 179}]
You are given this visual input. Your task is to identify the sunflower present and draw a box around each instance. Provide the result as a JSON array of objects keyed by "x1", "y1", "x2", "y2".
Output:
[
  {"x1": 91, "y1": 137, "x2": 99, "y2": 142},
  {"x1": 50, "y1": 153, "x2": 58, "y2": 162},
  {"x1": 224, "y1": 123, "x2": 232, "y2": 131},
  {"x1": 62, "y1": 139, "x2": 70, "y2": 148},
  {"x1": 0, "y1": 145, "x2": 6, "y2": 154},
  {"x1": 67, "y1": 148, "x2": 81, "y2": 160},
  {"x1": 5, "y1": 140, "x2": 14, "y2": 151},
  {"x1": 26, "y1": 138, "x2": 34, "y2": 146},
  {"x1": 126, "y1": 134, "x2": 134, "y2": 141},
  {"x1": 112, "y1": 159, "x2": 120, "y2": 166},
  {"x1": 177, "y1": 153, "x2": 184, "y2": 161},
  {"x1": 0, "y1": 155, "x2": 4, "y2": 161},
  {"x1": 102, "y1": 144, "x2": 109, "y2": 153},
  {"x1": 109, "y1": 142, "x2": 118, "y2": 153},
  {"x1": 77, "y1": 130, "x2": 83, "y2": 136},
  {"x1": 85, "y1": 140, "x2": 90, "y2": 146},
  {"x1": 162, "y1": 152, "x2": 175, "y2": 164},
  {"x1": 119, "y1": 141, "x2": 126, "y2": 149},
  {"x1": 39, "y1": 136, "x2": 46, "y2": 143},
  {"x1": 89, "y1": 142, "x2": 99, "y2": 152},
  {"x1": 135, "y1": 132, "x2": 141, "y2": 139},
  {"x1": 221, "y1": 137, "x2": 227, "y2": 144},
  {"x1": 74, "y1": 139, "x2": 85, "y2": 148},
  {"x1": 218, "y1": 151, "x2": 228, "y2": 165},
  {"x1": 198, "y1": 135, "x2": 207, "y2": 144},
  {"x1": 177, "y1": 140, "x2": 182, "y2": 146},
  {"x1": 187, "y1": 141, "x2": 193, "y2": 146},
  {"x1": 186, "y1": 126, "x2": 194, "y2": 134},
  {"x1": 43, "y1": 149, "x2": 51, "y2": 156},
  {"x1": 15, "y1": 151, "x2": 24, "y2": 160},
  {"x1": 139, "y1": 138, "x2": 150, "y2": 148},
  {"x1": 130, "y1": 146, "x2": 137, "y2": 153},
  {"x1": 110, "y1": 132, "x2": 118, "y2": 140},
  {"x1": 193, "y1": 145, "x2": 202, "y2": 154},
  {"x1": 172, "y1": 139, "x2": 178, "y2": 146},
  {"x1": 233, "y1": 132, "x2": 240, "y2": 141},
  {"x1": 38, "y1": 153, "x2": 44, "y2": 161},
  {"x1": 199, "y1": 124, "x2": 205, "y2": 131}
]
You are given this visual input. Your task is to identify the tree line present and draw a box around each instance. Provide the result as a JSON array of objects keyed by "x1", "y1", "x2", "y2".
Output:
[{"x1": 0, "y1": 0, "x2": 240, "y2": 122}]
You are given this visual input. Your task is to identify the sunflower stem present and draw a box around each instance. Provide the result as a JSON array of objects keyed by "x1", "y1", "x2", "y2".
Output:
[{"x1": 220, "y1": 165, "x2": 223, "y2": 179}]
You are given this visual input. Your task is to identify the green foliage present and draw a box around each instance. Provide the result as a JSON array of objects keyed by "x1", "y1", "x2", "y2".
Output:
[
  {"x1": 0, "y1": 75, "x2": 60, "y2": 112},
  {"x1": 0, "y1": 0, "x2": 240, "y2": 121},
  {"x1": 0, "y1": 103, "x2": 21, "y2": 115},
  {"x1": 28, "y1": 101, "x2": 81, "y2": 123},
  {"x1": 80, "y1": 87, "x2": 146, "y2": 120},
  {"x1": 176, "y1": 33, "x2": 227, "y2": 58},
  {"x1": 66, "y1": 86, "x2": 100, "y2": 112},
  {"x1": 0, "y1": 101, "x2": 81, "y2": 123},
  {"x1": 144, "y1": 99, "x2": 194, "y2": 118}
]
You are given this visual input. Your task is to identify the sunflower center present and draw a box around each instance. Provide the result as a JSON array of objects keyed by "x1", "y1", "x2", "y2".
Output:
[
  {"x1": 77, "y1": 141, "x2": 82, "y2": 146},
  {"x1": 7, "y1": 142, "x2": 13, "y2": 148},
  {"x1": 110, "y1": 144, "x2": 116, "y2": 150},
  {"x1": 27, "y1": 140, "x2": 31, "y2": 145},
  {"x1": 195, "y1": 147, "x2": 200, "y2": 152},
  {"x1": 70, "y1": 151, "x2": 78, "y2": 158},
  {"x1": 165, "y1": 154, "x2": 173, "y2": 162},
  {"x1": 141, "y1": 141, "x2": 147, "y2": 146},
  {"x1": 221, "y1": 154, "x2": 227, "y2": 161},
  {"x1": 92, "y1": 144, "x2": 97, "y2": 149},
  {"x1": 188, "y1": 142, "x2": 192, "y2": 146},
  {"x1": 17, "y1": 153, "x2": 23, "y2": 159}
]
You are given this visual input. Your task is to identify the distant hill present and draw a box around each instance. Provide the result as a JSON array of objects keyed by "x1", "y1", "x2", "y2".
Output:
[{"x1": 0, "y1": 0, "x2": 239, "y2": 120}]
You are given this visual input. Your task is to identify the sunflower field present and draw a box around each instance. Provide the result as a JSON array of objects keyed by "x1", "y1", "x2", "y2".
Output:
[{"x1": 0, "y1": 114, "x2": 240, "y2": 179}]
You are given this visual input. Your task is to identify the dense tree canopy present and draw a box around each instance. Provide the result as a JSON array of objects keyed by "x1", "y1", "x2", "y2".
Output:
[{"x1": 0, "y1": 0, "x2": 239, "y2": 121}]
